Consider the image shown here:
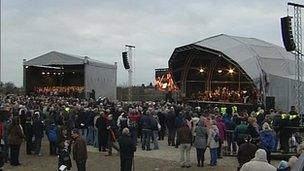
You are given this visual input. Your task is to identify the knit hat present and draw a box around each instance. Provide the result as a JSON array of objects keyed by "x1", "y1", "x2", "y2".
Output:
[{"x1": 277, "y1": 160, "x2": 288, "y2": 169}]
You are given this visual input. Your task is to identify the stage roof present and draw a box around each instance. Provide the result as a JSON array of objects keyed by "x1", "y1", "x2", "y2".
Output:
[
  {"x1": 191, "y1": 34, "x2": 297, "y2": 81},
  {"x1": 24, "y1": 51, "x2": 116, "y2": 69}
]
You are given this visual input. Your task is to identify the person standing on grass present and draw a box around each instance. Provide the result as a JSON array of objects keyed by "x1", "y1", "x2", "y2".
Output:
[
  {"x1": 178, "y1": 122, "x2": 192, "y2": 168},
  {"x1": 33, "y1": 111, "x2": 44, "y2": 156},
  {"x1": 207, "y1": 121, "x2": 219, "y2": 167},
  {"x1": 193, "y1": 120, "x2": 208, "y2": 167},
  {"x1": 8, "y1": 117, "x2": 25, "y2": 166},
  {"x1": 118, "y1": 128, "x2": 136, "y2": 171},
  {"x1": 71, "y1": 129, "x2": 87, "y2": 171}
]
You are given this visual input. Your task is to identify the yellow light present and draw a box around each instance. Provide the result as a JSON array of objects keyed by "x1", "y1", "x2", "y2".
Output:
[
  {"x1": 199, "y1": 68, "x2": 204, "y2": 73},
  {"x1": 228, "y1": 68, "x2": 234, "y2": 74}
]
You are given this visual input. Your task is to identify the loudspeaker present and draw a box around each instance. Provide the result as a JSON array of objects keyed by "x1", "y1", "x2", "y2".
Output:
[
  {"x1": 281, "y1": 16, "x2": 296, "y2": 51},
  {"x1": 266, "y1": 96, "x2": 275, "y2": 110},
  {"x1": 122, "y1": 52, "x2": 130, "y2": 69}
]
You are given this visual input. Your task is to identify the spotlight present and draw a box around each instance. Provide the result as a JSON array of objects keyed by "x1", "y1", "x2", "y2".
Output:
[
  {"x1": 228, "y1": 68, "x2": 234, "y2": 74},
  {"x1": 72, "y1": 72, "x2": 75, "y2": 74},
  {"x1": 58, "y1": 73, "x2": 61, "y2": 75},
  {"x1": 62, "y1": 72, "x2": 64, "y2": 74},
  {"x1": 25, "y1": 66, "x2": 29, "y2": 69},
  {"x1": 53, "y1": 72, "x2": 57, "y2": 75},
  {"x1": 47, "y1": 72, "x2": 50, "y2": 75},
  {"x1": 199, "y1": 68, "x2": 205, "y2": 73},
  {"x1": 218, "y1": 69, "x2": 223, "y2": 73},
  {"x1": 42, "y1": 72, "x2": 45, "y2": 75}
]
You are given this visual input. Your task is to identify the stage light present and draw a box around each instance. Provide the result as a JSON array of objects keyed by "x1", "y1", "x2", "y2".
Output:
[
  {"x1": 58, "y1": 73, "x2": 61, "y2": 75},
  {"x1": 62, "y1": 72, "x2": 64, "y2": 74},
  {"x1": 25, "y1": 66, "x2": 29, "y2": 69},
  {"x1": 228, "y1": 68, "x2": 234, "y2": 74},
  {"x1": 72, "y1": 72, "x2": 75, "y2": 74},
  {"x1": 47, "y1": 72, "x2": 50, "y2": 75},
  {"x1": 42, "y1": 72, "x2": 45, "y2": 75},
  {"x1": 53, "y1": 72, "x2": 57, "y2": 75},
  {"x1": 218, "y1": 69, "x2": 223, "y2": 73},
  {"x1": 199, "y1": 68, "x2": 205, "y2": 73}
]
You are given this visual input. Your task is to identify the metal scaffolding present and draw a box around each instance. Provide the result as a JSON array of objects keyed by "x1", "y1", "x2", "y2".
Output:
[
  {"x1": 126, "y1": 45, "x2": 135, "y2": 101},
  {"x1": 288, "y1": 2, "x2": 304, "y2": 115}
]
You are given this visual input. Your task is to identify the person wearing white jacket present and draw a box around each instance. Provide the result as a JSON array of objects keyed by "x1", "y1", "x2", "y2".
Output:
[{"x1": 240, "y1": 149, "x2": 276, "y2": 171}]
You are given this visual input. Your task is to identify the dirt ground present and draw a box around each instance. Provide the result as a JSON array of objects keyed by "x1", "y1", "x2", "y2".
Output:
[{"x1": 3, "y1": 138, "x2": 279, "y2": 171}]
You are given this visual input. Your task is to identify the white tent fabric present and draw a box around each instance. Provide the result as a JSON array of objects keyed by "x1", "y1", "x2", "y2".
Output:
[{"x1": 193, "y1": 34, "x2": 302, "y2": 111}]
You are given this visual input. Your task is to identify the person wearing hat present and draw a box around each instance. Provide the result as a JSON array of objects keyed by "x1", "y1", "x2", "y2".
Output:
[
  {"x1": 71, "y1": 129, "x2": 87, "y2": 171},
  {"x1": 33, "y1": 111, "x2": 44, "y2": 156}
]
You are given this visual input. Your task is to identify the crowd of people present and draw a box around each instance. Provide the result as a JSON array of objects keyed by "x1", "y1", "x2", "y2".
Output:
[
  {"x1": 196, "y1": 87, "x2": 261, "y2": 104},
  {"x1": 0, "y1": 94, "x2": 303, "y2": 171},
  {"x1": 33, "y1": 86, "x2": 85, "y2": 97}
]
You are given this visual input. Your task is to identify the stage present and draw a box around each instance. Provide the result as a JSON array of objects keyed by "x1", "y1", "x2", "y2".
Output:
[{"x1": 187, "y1": 100, "x2": 259, "y2": 113}]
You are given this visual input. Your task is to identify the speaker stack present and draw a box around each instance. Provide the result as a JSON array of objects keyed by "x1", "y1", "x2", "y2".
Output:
[
  {"x1": 281, "y1": 16, "x2": 296, "y2": 51},
  {"x1": 122, "y1": 52, "x2": 130, "y2": 69}
]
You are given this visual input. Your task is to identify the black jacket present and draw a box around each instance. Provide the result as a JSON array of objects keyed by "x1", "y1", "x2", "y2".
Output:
[
  {"x1": 58, "y1": 149, "x2": 72, "y2": 170},
  {"x1": 33, "y1": 118, "x2": 44, "y2": 138},
  {"x1": 118, "y1": 135, "x2": 136, "y2": 158}
]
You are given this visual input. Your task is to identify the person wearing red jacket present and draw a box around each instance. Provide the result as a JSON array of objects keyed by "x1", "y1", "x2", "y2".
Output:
[{"x1": 216, "y1": 115, "x2": 226, "y2": 158}]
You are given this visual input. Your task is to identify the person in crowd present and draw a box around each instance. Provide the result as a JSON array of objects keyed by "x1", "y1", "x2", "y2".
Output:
[
  {"x1": 117, "y1": 112, "x2": 129, "y2": 134},
  {"x1": 178, "y1": 121, "x2": 192, "y2": 168},
  {"x1": 58, "y1": 140, "x2": 72, "y2": 171},
  {"x1": 86, "y1": 108, "x2": 95, "y2": 146},
  {"x1": 8, "y1": 117, "x2": 25, "y2": 166},
  {"x1": 151, "y1": 111, "x2": 160, "y2": 150},
  {"x1": 157, "y1": 107, "x2": 166, "y2": 141},
  {"x1": 233, "y1": 119, "x2": 248, "y2": 146},
  {"x1": 191, "y1": 113, "x2": 200, "y2": 140},
  {"x1": 2, "y1": 116, "x2": 11, "y2": 163},
  {"x1": 33, "y1": 112, "x2": 44, "y2": 156},
  {"x1": 46, "y1": 120, "x2": 59, "y2": 155},
  {"x1": 96, "y1": 112, "x2": 108, "y2": 152},
  {"x1": 277, "y1": 160, "x2": 289, "y2": 171},
  {"x1": 237, "y1": 135, "x2": 258, "y2": 170},
  {"x1": 106, "y1": 114, "x2": 119, "y2": 156},
  {"x1": 139, "y1": 111, "x2": 153, "y2": 151},
  {"x1": 215, "y1": 115, "x2": 226, "y2": 158},
  {"x1": 166, "y1": 107, "x2": 176, "y2": 146},
  {"x1": 240, "y1": 149, "x2": 276, "y2": 171},
  {"x1": 175, "y1": 111, "x2": 185, "y2": 148},
  {"x1": 128, "y1": 108, "x2": 141, "y2": 145},
  {"x1": 71, "y1": 129, "x2": 87, "y2": 171},
  {"x1": 207, "y1": 121, "x2": 219, "y2": 167},
  {"x1": 247, "y1": 117, "x2": 259, "y2": 144},
  {"x1": 24, "y1": 111, "x2": 33, "y2": 155},
  {"x1": 93, "y1": 111, "x2": 100, "y2": 148},
  {"x1": 193, "y1": 120, "x2": 208, "y2": 167},
  {"x1": 287, "y1": 156, "x2": 298, "y2": 170},
  {"x1": 118, "y1": 128, "x2": 136, "y2": 171},
  {"x1": 259, "y1": 122, "x2": 276, "y2": 163},
  {"x1": 223, "y1": 113, "x2": 237, "y2": 155}
]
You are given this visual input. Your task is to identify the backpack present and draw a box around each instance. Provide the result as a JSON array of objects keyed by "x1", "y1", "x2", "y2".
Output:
[{"x1": 48, "y1": 125, "x2": 58, "y2": 142}]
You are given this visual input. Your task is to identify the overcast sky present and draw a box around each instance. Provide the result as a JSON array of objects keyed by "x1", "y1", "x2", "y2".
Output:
[{"x1": 1, "y1": 0, "x2": 303, "y2": 87}]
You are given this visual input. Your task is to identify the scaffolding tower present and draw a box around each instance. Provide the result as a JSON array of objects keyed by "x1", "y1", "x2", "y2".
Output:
[{"x1": 288, "y1": 2, "x2": 304, "y2": 116}]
